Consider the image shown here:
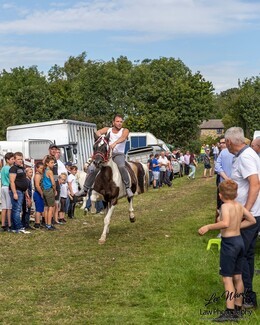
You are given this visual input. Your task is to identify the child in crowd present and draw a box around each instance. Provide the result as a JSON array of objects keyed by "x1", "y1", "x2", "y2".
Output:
[
  {"x1": 42, "y1": 156, "x2": 57, "y2": 230},
  {"x1": 1, "y1": 152, "x2": 14, "y2": 231},
  {"x1": 57, "y1": 173, "x2": 68, "y2": 224},
  {"x1": 203, "y1": 148, "x2": 213, "y2": 177},
  {"x1": 33, "y1": 162, "x2": 45, "y2": 229},
  {"x1": 64, "y1": 162, "x2": 72, "y2": 213},
  {"x1": 22, "y1": 167, "x2": 33, "y2": 230},
  {"x1": 198, "y1": 180, "x2": 256, "y2": 322},
  {"x1": 54, "y1": 173, "x2": 61, "y2": 225},
  {"x1": 67, "y1": 166, "x2": 79, "y2": 218}
]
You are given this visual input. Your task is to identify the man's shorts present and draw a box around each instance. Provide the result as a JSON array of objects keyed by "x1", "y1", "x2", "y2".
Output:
[
  {"x1": 219, "y1": 235, "x2": 245, "y2": 277},
  {"x1": 153, "y1": 171, "x2": 160, "y2": 180},
  {"x1": 33, "y1": 191, "x2": 44, "y2": 213},
  {"x1": 43, "y1": 188, "x2": 55, "y2": 207},
  {"x1": 1, "y1": 186, "x2": 12, "y2": 209},
  {"x1": 204, "y1": 164, "x2": 211, "y2": 169}
]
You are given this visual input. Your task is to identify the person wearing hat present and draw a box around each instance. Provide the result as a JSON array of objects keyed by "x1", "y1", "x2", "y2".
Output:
[
  {"x1": 43, "y1": 144, "x2": 58, "y2": 177},
  {"x1": 49, "y1": 144, "x2": 58, "y2": 150},
  {"x1": 203, "y1": 148, "x2": 213, "y2": 178}
]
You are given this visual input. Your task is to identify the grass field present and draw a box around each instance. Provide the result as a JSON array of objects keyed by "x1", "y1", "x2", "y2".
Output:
[{"x1": 0, "y1": 168, "x2": 259, "y2": 324}]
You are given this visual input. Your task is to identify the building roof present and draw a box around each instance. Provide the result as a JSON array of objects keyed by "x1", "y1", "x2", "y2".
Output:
[{"x1": 200, "y1": 119, "x2": 224, "y2": 129}]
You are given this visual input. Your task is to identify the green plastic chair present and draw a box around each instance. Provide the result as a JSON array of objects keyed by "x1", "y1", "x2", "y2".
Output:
[{"x1": 207, "y1": 238, "x2": 221, "y2": 251}]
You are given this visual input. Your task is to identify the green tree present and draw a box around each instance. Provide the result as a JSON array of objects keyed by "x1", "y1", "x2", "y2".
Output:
[
  {"x1": 125, "y1": 57, "x2": 214, "y2": 147},
  {"x1": 0, "y1": 66, "x2": 51, "y2": 138},
  {"x1": 235, "y1": 77, "x2": 260, "y2": 137},
  {"x1": 214, "y1": 77, "x2": 260, "y2": 138},
  {"x1": 72, "y1": 56, "x2": 134, "y2": 127}
]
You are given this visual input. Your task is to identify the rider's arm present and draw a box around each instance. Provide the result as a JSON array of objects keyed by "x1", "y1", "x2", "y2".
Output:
[
  {"x1": 114, "y1": 128, "x2": 129, "y2": 144},
  {"x1": 96, "y1": 127, "x2": 109, "y2": 137}
]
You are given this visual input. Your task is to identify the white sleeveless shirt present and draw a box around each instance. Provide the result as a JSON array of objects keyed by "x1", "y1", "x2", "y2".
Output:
[{"x1": 107, "y1": 127, "x2": 126, "y2": 154}]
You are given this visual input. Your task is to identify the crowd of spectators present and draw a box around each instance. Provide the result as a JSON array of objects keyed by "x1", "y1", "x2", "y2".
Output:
[
  {"x1": 0, "y1": 144, "x2": 84, "y2": 234},
  {"x1": 147, "y1": 148, "x2": 199, "y2": 188}
]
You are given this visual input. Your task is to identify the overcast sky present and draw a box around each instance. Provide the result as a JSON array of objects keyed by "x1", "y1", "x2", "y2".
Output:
[{"x1": 0, "y1": 0, "x2": 259, "y2": 93}]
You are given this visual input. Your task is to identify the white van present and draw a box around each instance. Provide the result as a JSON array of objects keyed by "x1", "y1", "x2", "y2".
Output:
[{"x1": 253, "y1": 130, "x2": 260, "y2": 139}]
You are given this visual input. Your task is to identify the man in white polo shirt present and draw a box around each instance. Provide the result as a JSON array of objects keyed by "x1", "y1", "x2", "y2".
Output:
[
  {"x1": 158, "y1": 151, "x2": 172, "y2": 187},
  {"x1": 225, "y1": 127, "x2": 260, "y2": 309}
]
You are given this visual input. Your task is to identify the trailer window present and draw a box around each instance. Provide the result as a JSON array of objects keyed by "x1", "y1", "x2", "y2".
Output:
[
  {"x1": 58, "y1": 147, "x2": 66, "y2": 163},
  {"x1": 131, "y1": 136, "x2": 146, "y2": 149}
]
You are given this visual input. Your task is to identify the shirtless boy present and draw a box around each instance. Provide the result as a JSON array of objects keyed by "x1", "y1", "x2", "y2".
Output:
[{"x1": 198, "y1": 180, "x2": 256, "y2": 322}]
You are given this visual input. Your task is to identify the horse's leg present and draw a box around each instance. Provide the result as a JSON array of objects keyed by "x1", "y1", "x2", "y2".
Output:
[
  {"x1": 128, "y1": 197, "x2": 135, "y2": 223},
  {"x1": 90, "y1": 202, "x2": 97, "y2": 214},
  {"x1": 80, "y1": 196, "x2": 87, "y2": 210},
  {"x1": 90, "y1": 191, "x2": 97, "y2": 214},
  {"x1": 99, "y1": 205, "x2": 115, "y2": 244}
]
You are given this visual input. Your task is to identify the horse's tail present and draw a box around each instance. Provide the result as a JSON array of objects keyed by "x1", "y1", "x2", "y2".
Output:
[
  {"x1": 130, "y1": 162, "x2": 148, "y2": 194},
  {"x1": 142, "y1": 163, "x2": 149, "y2": 192}
]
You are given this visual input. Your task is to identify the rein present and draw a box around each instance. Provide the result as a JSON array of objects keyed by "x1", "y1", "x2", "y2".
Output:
[{"x1": 92, "y1": 136, "x2": 111, "y2": 163}]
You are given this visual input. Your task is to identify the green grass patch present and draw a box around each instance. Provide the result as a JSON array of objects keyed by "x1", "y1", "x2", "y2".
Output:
[{"x1": 0, "y1": 169, "x2": 259, "y2": 324}]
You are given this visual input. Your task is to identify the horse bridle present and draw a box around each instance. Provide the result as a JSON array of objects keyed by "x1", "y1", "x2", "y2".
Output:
[{"x1": 92, "y1": 136, "x2": 111, "y2": 163}]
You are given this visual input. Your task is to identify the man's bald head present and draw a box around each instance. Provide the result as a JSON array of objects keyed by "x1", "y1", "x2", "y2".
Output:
[{"x1": 251, "y1": 137, "x2": 260, "y2": 154}]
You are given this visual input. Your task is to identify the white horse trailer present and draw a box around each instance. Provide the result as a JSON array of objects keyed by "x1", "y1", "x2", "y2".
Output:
[
  {"x1": 0, "y1": 139, "x2": 52, "y2": 165},
  {"x1": 126, "y1": 145, "x2": 167, "y2": 163},
  {"x1": 6, "y1": 119, "x2": 97, "y2": 170},
  {"x1": 125, "y1": 132, "x2": 169, "y2": 153}
]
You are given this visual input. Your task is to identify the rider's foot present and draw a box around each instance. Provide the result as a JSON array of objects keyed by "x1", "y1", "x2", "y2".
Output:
[
  {"x1": 75, "y1": 189, "x2": 88, "y2": 197},
  {"x1": 126, "y1": 188, "x2": 134, "y2": 198}
]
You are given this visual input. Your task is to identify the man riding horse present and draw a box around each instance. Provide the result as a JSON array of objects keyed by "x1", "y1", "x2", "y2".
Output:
[{"x1": 75, "y1": 114, "x2": 134, "y2": 199}]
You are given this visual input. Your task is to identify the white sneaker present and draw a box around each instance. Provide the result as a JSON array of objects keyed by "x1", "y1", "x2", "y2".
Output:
[{"x1": 18, "y1": 228, "x2": 31, "y2": 234}]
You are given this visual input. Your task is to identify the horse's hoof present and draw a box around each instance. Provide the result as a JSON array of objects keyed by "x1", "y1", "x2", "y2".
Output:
[
  {"x1": 98, "y1": 238, "x2": 106, "y2": 245},
  {"x1": 129, "y1": 217, "x2": 136, "y2": 223},
  {"x1": 90, "y1": 207, "x2": 97, "y2": 214}
]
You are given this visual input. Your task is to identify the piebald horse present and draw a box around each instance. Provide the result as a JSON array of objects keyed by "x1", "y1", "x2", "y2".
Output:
[{"x1": 91, "y1": 133, "x2": 149, "y2": 244}]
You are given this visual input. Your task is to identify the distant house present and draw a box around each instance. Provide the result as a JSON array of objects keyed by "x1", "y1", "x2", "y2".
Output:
[{"x1": 199, "y1": 119, "x2": 224, "y2": 138}]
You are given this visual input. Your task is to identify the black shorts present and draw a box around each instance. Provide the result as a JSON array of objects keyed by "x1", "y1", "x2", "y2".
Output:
[
  {"x1": 204, "y1": 164, "x2": 211, "y2": 169},
  {"x1": 219, "y1": 236, "x2": 245, "y2": 277},
  {"x1": 60, "y1": 197, "x2": 67, "y2": 213},
  {"x1": 55, "y1": 180, "x2": 60, "y2": 201}
]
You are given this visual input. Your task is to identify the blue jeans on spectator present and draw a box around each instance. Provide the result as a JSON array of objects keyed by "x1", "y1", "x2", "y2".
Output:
[
  {"x1": 65, "y1": 196, "x2": 70, "y2": 214},
  {"x1": 10, "y1": 190, "x2": 24, "y2": 231},
  {"x1": 149, "y1": 170, "x2": 153, "y2": 185},
  {"x1": 22, "y1": 195, "x2": 31, "y2": 228},
  {"x1": 241, "y1": 217, "x2": 260, "y2": 297},
  {"x1": 188, "y1": 164, "x2": 196, "y2": 178}
]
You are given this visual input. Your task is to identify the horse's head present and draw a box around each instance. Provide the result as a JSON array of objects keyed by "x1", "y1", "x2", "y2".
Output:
[{"x1": 92, "y1": 133, "x2": 111, "y2": 167}]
